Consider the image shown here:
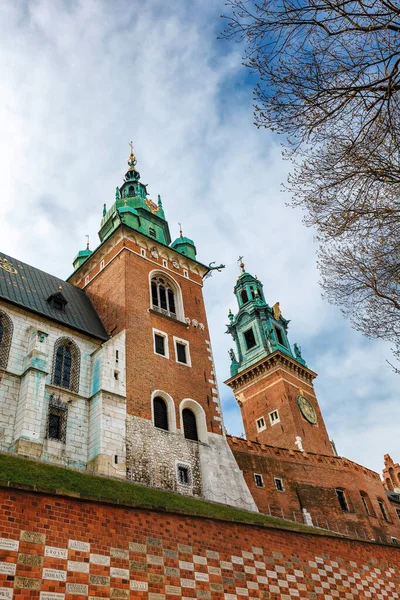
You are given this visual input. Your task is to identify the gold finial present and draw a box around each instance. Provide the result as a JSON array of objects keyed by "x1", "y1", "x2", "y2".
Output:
[
  {"x1": 85, "y1": 234, "x2": 90, "y2": 250},
  {"x1": 178, "y1": 222, "x2": 183, "y2": 238},
  {"x1": 237, "y1": 255, "x2": 245, "y2": 273},
  {"x1": 127, "y1": 140, "x2": 137, "y2": 171}
]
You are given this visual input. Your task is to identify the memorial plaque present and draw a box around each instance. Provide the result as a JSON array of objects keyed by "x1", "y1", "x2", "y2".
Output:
[
  {"x1": 66, "y1": 584, "x2": 88, "y2": 595},
  {"x1": 146, "y1": 537, "x2": 162, "y2": 547},
  {"x1": 110, "y1": 548, "x2": 129, "y2": 560},
  {"x1": 224, "y1": 595, "x2": 237, "y2": 600},
  {"x1": 221, "y1": 561, "x2": 233, "y2": 570},
  {"x1": 42, "y1": 569, "x2": 66, "y2": 582},
  {"x1": 110, "y1": 588, "x2": 129, "y2": 598},
  {"x1": 242, "y1": 552, "x2": 254, "y2": 560},
  {"x1": 68, "y1": 540, "x2": 90, "y2": 552},
  {"x1": 196, "y1": 591, "x2": 211, "y2": 600},
  {"x1": 148, "y1": 574, "x2": 164, "y2": 584},
  {"x1": 179, "y1": 561, "x2": 194, "y2": 571},
  {"x1": 0, "y1": 539, "x2": 18, "y2": 552},
  {"x1": 0, "y1": 589, "x2": 13, "y2": 600},
  {"x1": 0, "y1": 563, "x2": 16, "y2": 576},
  {"x1": 210, "y1": 583, "x2": 224, "y2": 592},
  {"x1": 110, "y1": 567, "x2": 129, "y2": 579},
  {"x1": 195, "y1": 572, "x2": 209, "y2": 582},
  {"x1": 208, "y1": 566, "x2": 221, "y2": 576},
  {"x1": 147, "y1": 555, "x2": 163, "y2": 566},
  {"x1": 148, "y1": 594, "x2": 164, "y2": 600},
  {"x1": 18, "y1": 554, "x2": 43, "y2": 567},
  {"x1": 45, "y1": 547, "x2": 68, "y2": 560},
  {"x1": 129, "y1": 561, "x2": 147, "y2": 572},
  {"x1": 235, "y1": 589, "x2": 248, "y2": 596},
  {"x1": 178, "y1": 544, "x2": 192, "y2": 554},
  {"x1": 129, "y1": 543, "x2": 146, "y2": 553},
  {"x1": 89, "y1": 575, "x2": 110, "y2": 586},
  {"x1": 20, "y1": 531, "x2": 45, "y2": 545},
  {"x1": 90, "y1": 554, "x2": 110, "y2": 566},
  {"x1": 130, "y1": 581, "x2": 148, "y2": 591},
  {"x1": 181, "y1": 579, "x2": 195, "y2": 588},
  {"x1": 163, "y1": 550, "x2": 178, "y2": 560},
  {"x1": 165, "y1": 567, "x2": 179, "y2": 577},
  {"x1": 40, "y1": 594, "x2": 65, "y2": 600},
  {"x1": 14, "y1": 577, "x2": 41, "y2": 590},
  {"x1": 67, "y1": 560, "x2": 89, "y2": 573},
  {"x1": 206, "y1": 550, "x2": 219, "y2": 560},
  {"x1": 194, "y1": 556, "x2": 207, "y2": 565},
  {"x1": 165, "y1": 586, "x2": 181, "y2": 596},
  {"x1": 232, "y1": 556, "x2": 244, "y2": 565},
  {"x1": 222, "y1": 577, "x2": 235, "y2": 586}
]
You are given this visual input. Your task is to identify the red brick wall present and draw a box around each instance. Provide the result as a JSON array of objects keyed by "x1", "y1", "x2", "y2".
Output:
[
  {"x1": 229, "y1": 436, "x2": 400, "y2": 543},
  {"x1": 0, "y1": 487, "x2": 399, "y2": 600}
]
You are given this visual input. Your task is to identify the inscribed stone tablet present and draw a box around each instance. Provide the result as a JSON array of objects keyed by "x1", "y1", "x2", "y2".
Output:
[
  {"x1": 195, "y1": 572, "x2": 209, "y2": 582},
  {"x1": 232, "y1": 556, "x2": 244, "y2": 565},
  {"x1": 129, "y1": 543, "x2": 146, "y2": 553},
  {"x1": 163, "y1": 550, "x2": 178, "y2": 560},
  {"x1": 89, "y1": 575, "x2": 110, "y2": 586},
  {"x1": 148, "y1": 594, "x2": 165, "y2": 600},
  {"x1": 45, "y1": 547, "x2": 68, "y2": 559},
  {"x1": 14, "y1": 577, "x2": 41, "y2": 590},
  {"x1": 181, "y1": 579, "x2": 195, "y2": 588},
  {"x1": 129, "y1": 561, "x2": 147, "y2": 572},
  {"x1": 165, "y1": 586, "x2": 181, "y2": 596},
  {"x1": 20, "y1": 531, "x2": 45, "y2": 545},
  {"x1": 179, "y1": 561, "x2": 194, "y2": 571},
  {"x1": 208, "y1": 566, "x2": 221, "y2": 576},
  {"x1": 68, "y1": 540, "x2": 90, "y2": 552},
  {"x1": 0, "y1": 589, "x2": 12, "y2": 600},
  {"x1": 110, "y1": 568, "x2": 129, "y2": 579},
  {"x1": 196, "y1": 592, "x2": 211, "y2": 599},
  {"x1": 110, "y1": 588, "x2": 129, "y2": 598},
  {"x1": 221, "y1": 561, "x2": 233, "y2": 570},
  {"x1": 42, "y1": 569, "x2": 67, "y2": 582},
  {"x1": 146, "y1": 537, "x2": 162, "y2": 547},
  {"x1": 206, "y1": 550, "x2": 219, "y2": 560},
  {"x1": 90, "y1": 554, "x2": 110, "y2": 566},
  {"x1": 165, "y1": 567, "x2": 179, "y2": 577},
  {"x1": 0, "y1": 539, "x2": 18, "y2": 552},
  {"x1": 178, "y1": 544, "x2": 192, "y2": 554},
  {"x1": 130, "y1": 581, "x2": 148, "y2": 591},
  {"x1": 40, "y1": 593, "x2": 65, "y2": 600},
  {"x1": 67, "y1": 560, "x2": 89, "y2": 573},
  {"x1": 148, "y1": 574, "x2": 164, "y2": 584},
  {"x1": 110, "y1": 548, "x2": 129, "y2": 560},
  {"x1": 194, "y1": 556, "x2": 207, "y2": 565},
  {"x1": 66, "y1": 584, "x2": 88, "y2": 595},
  {"x1": 210, "y1": 584, "x2": 224, "y2": 592},
  {"x1": 18, "y1": 554, "x2": 43, "y2": 567},
  {"x1": 0, "y1": 563, "x2": 16, "y2": 576},
  {"x1": 147, "y1": 555, "x2": 163, "y2": 566}
]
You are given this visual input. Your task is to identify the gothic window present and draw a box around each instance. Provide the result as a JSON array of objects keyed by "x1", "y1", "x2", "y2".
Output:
[
  {"x1": 52, "y1": 338, "x2": 80, "y2": 393},
  {"x1": 378, "y1": 498, "x2": 389, "y2": 521},
  {"x1": 360, "y1": 491, "x2": 375, "y2": 517},
  {"x1": 0, "y1": 310, "x2": 13, "y2": 369},
  {"x1": 46, "y1": 395, "x2": 68, "y2": 443},
  {"x1": 153, "y1": 396, "x2": 169, "y2": 430},
  {"x1": 335, "y1": 489, "x2": 349, "y2": 511},
  {"x1": 240, "y1": 289, "x2": 249, "y2": 304},
  {"x1": 182, "y1": 408, "x2": 198, "y2": 441},
  {"x1": 151, "y1": 276, "x2": 177, "y2": 318},
  {"x1": 128, "y1": 185, "x2": 135, "y2": 196},
  {"x1": 244, "y1": 327, "x2": 256, "y2": 350}
]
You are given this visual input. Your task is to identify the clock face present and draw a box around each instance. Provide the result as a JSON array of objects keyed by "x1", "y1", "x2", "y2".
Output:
[{"x1": 297, "y1": 394, "x2": 317, "y2": 424}]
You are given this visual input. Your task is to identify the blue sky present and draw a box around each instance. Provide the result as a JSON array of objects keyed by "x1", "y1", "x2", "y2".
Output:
[{"x1": 0, "y1": 0, "x2": 398, "y2": 475}]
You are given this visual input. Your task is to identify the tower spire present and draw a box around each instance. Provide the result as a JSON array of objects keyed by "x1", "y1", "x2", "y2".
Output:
[{"x1": 127, "y1": 140, "x2": 137, "y2": 171}]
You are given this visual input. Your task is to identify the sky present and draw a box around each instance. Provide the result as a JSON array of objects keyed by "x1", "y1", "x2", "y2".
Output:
[{"x1": 0, "y1": 0, "x2": 398, "y2": 475}]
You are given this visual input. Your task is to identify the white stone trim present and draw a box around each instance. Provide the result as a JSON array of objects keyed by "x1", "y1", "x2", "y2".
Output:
[
  {"x1": 256, "y1": 417, "x2": 266, "y2": 432},
  {"x1": 179, "y1": 398, "x2": 208, "y2": 444},
  {"x1": 269, "y1": 409, "x2": 280, "y2": 425},
  {"x1": 151, "y1": 390, "x2": 177, "y2": 433},
  {"x1": 152, "y1": 328, "x2": 169, "y2": 360},
  {"x1": 173, "y1": 336, "x2": 191, "y2": 367}
]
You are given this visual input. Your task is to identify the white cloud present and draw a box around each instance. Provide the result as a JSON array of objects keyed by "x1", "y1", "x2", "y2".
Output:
[{"x1": 0, "y1": 0, "x2": 397, "y2": 477}]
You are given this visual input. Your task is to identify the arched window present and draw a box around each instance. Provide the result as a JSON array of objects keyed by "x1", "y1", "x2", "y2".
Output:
[
  {"x1": 52, "y1": 338, "x2": 80, "y2": 393},
  {"x1": 128, "y1": 185, "x2": 135, "y2": 196},
  {"x1": 240, "y1": 289, "x2": 248, "y2": 304},
  {"x1": 0, "y1": 310, "x2": 13, "y2": 369},
  {"x1": 182, "y1": 408, "x2": 198, "y2": 441},
  {"x1": 151, "y1": 276, "x2": 177, "y2": 318},
  {"x1": 360, "y1": 491, "x2": 375, "y2": 517},
  {"x1": 153, "y1": 396, "x2": 168, "y2": 430}
]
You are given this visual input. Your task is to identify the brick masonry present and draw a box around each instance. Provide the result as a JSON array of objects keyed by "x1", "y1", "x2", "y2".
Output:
[{"x1": 0, "y1": 487, "x2": 399, "y2": 600}]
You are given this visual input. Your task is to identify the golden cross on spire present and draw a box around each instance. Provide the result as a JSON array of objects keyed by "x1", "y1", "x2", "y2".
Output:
[
  {"x1": 85, "y1": 234, "x2": 90, "y2": 250},
  {"x1": 178, "y1": 222, "x2": 183, "y2": 238},
  {"x1": 237, "y1": 256, "x2": 245, "y2": 273},
  {"x1": 129, "y1": 140, "x2": 134, "y2": 154}
]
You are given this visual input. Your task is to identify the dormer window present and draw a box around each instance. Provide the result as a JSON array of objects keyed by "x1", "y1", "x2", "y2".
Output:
[
  {"x1": 47, "y1": 292, "x2": 68, "y2": 312},
  {"x1": 274, "y1": 325, "x2": 286, "y2": 347}
]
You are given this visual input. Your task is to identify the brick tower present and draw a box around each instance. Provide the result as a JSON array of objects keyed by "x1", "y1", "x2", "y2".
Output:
[
  {"x1": 68, "y1": 145, "x2": 256, "y2": 509},
  {"x1": 224, "y1": 259, "x2": 334, "y2": 456}
]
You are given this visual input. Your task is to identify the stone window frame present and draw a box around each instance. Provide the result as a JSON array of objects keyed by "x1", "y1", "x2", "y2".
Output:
[
  {"x1": 335, "y1": 488, "x2": 350, "y2": 512},
  {"x1": 46, "y1": 394, "x2": 68, "y2": 443},
  {"x1": 51, "y1": 337, "x2": 80, "y2": 393},
  {"x1": 254, "y1": 473, "x2": 264, "y2": 488},
  {"x1": 151, "y1": 390, "x2": 177, "y2": 433},
  {"x1": 269, "y1": 409, "x2": 280, "y2": 426},
  {"x1": 176, "y1": 461, "x2": 193, "y2": 487},
  {"x1": 256, "y1": 417, "x2": 266, "y2": 432},
  {"x1": 179, "y1": 398, "x2": 208, "y2": 444},
  {"x1": 360, "y1": 491, "x2": 376, "y2": 517},
  {"x1": 149, "y1": 269, "x2": 185, "y2": 322},
  {"x1": 0, "y1": 309, "x2": 13, "y2": 370},
  {"x1": 377, "y1": 497, "x2": 390, "y2": 522},
  {"x1": 274, "y1": 477, "x2": 285, "y2": 492},
  {"x1": 173, "y1": 336, "x2": 191, "y2": 367},
  {"x1": 153, "y1": 328, "x2": 169, "y2": 359}
]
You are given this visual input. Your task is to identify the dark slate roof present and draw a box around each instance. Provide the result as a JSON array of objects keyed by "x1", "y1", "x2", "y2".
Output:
[
  {"x1": 387, "y1": 490, "x2": 400, "y2": 504},
  {"x1": 0, "y1": 252, "x2": 108, "y2": 341}
]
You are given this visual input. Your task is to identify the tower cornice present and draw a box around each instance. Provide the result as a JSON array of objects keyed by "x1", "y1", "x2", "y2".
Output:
[{"x1": 224, "y1": 350, "x2": 317, "y2": 392}]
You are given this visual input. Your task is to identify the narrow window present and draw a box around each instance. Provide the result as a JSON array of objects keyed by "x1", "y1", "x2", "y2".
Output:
[
  {"x1": 151, "y1": 276, "x2": 178, "y2": 319},
  {"x1": 149, "y1": 228, "x2": 156, "y2": 238},
  {"x1": 182, "y1": 408, "x2": 198, "y2": 441},
  {"x1": 140, "y1": 248, "x2": 146, "y2": 257},
  {"x1": 336, "y1": 489, "x2": 349, "y2": 511},
  {"x1": 274, "y1": 478, "x2": 284, "y2": 491},
  {"x1": 167, "y1": 289, "x2": 176, "y2": 315},
  {"x1": 114, "y1": 371, "x2": 119, "y2": 380},
  {"x1": 114, "y1": 455, "x2": 118, "y2": 465},
  {"x1": 184, "y1": 270, "x2": 188, "y2": 278},
  {"x1": 269, "y1": 410, "x2": 280, "y2": 425},
  {"x1": 256, "y1": 417, "x2": 266, "y2": 432},
  {"x1": 128, "y1": 185, "x2": 135, "y2": 196},
  {"x1": 392, "y1": 537, "x2": 398, "y2": 545},
  {"x1": 244, "y1": 328, "x2": 256, "y2": 350},
  {"x1": 52, "y1": 337, "x2": 80, "y2": 393},
  {"x1": 396, "y1": 508, "x2": 400, "y2": 521},
  {"x1": 154, "y1": 334, "x2": 166, "y2": 356},
  {"x1": 254, "y1": 474, "x2": 264, "y2": 488},
  {"x1": 274, "y1": 325, "x2": 286, "y2": 347},
  {"x1": 360, "y1": 491, "x2": 375, "y2": 517},
  {"x1": 100, "y1": 260, "x2": 104, "y2": 270},
  {"x1": 153, "y1": 396, "x2": 168, "y2": 430},
  {"x1": 378, "y1": 499, "x2": 389, "y2": 521},
  {"x1": 151, "y1": 281, "x2": 159, "y2": 306},
  {"x1": 176, "y1": 342, "x2": 187, "y2": 364},
  {"x1": 115, "y1": 350, "x2": 119, "y2": 364},
  {"x1": 162, "y1": 259, "x2": 168, "y2": 268},
  {"x1": 46, "y1": 395, "x2": 68, "y2": 443},
  {"x1": 48, "y1": 413, "x2": 62, "y2": 440},
  {"x1": 240, "y1": 289, "x2": 249, "y2": 304},
  {"x1": 177, "y1": 464, "x2": 191, "y2": 485},
  {"x1": 0, "y1": 311, "x2": 13, "y2": 369},
  {"x1": 250, "y1": 287, "x2": 256, "y2": 299}
]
